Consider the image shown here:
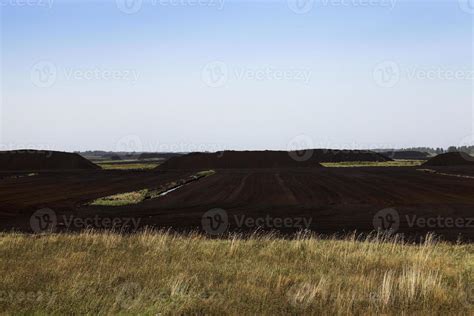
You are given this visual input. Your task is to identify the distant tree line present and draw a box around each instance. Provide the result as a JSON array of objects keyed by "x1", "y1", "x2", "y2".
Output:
[
  {"x1": 397, "y1": 146, "x2": 474, "y2": 155},
  {"x1": 76, "y1": 147, "x2": 474, "y2": 156}
]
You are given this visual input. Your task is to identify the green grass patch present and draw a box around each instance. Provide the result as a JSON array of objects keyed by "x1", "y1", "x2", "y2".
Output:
[
  {"x1": 89, "y1": 189, "x2": 148, "y2": 206},
  {"x1": 98, "y1": 163, "x2": 159, "y2": 170},
  {"x1": 195, "y1": 170, "x2": 216, "y2": 177},
  {"x1": 88, "y1": 170, "x2": 216, "y2": 206}
]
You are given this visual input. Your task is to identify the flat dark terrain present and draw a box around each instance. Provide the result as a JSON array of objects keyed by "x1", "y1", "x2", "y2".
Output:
[
  {"x1": 1, "y1": 166, "x2": 474, "y2": 241},
  {"x1": 0, "y1": 170, "x2": 190, "y2": 220}
]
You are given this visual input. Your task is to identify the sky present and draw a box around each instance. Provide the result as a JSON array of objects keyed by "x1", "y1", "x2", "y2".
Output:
[{"x1": 0, "y1": 0, "x2": 472, "y2": 152}]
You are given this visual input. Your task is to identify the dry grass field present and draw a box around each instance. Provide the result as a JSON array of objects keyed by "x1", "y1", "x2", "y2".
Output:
[{"x1": 0, "y1": 231, "x2": 472, "y2": 315}]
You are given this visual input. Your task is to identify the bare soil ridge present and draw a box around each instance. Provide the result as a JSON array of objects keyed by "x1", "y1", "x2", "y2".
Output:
[
  {"x1": 0, "y1": 150, "x2": 99, "y2": 171},
  {"x1": 423, "y1": 152, "x2": 474, "y2": 166},
  {"x1": 157, "y1": 149, "x2": 390, "y2": 170},
  {"x1": 380, "y1": 150, "x2": 430, "y2": 160}
]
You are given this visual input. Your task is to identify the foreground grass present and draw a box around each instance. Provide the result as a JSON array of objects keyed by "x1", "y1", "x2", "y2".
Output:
[
  {"x1": 0, "y1": 232, "x2": 472, "y2": 315},
  {"x1": 322, "y1": 160, "x2": 425, "y2": 168}
]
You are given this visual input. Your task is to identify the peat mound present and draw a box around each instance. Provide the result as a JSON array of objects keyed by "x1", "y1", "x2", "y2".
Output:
[
  {"x1": 312, "y1": 149, "x2": 392, "y2": 162},
  {"x1": 157, "y1": 151, "x2": 323, "y2": 170},
  {"x1": 157, "y1": 149, "x2": 392, "y2": 170},
  {"x1": 379, "y1": 151, "x2": 430, "y2": 160},
  {"x1": 0, "y1": 150, "x2": 100, "y2": 171},
  {"x1": 422, "y1": 152, "x2": 474, "y2": 167},
  {"x1": 138, "y1": 153, "x2": 182, "y2": 160}
]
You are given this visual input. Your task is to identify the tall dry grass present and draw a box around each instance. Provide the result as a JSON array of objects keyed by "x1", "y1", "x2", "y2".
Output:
[{"x1": 0, "y1": 231, "x2": 472, "y2": 315}]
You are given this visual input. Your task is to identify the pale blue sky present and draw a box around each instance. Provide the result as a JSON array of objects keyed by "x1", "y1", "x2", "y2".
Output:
[{"x1": 1, "y1": 0, "x2": 472, "y2": 152}]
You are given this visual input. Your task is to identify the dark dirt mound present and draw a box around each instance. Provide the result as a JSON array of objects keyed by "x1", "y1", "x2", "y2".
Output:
[
  {"x1": 138, "y1": 153, "x2": 182, "y2": 160},
  {"x1": 311, "y1": 149, "x2": 392, "y2": 162},
  {"x1": 422, "y1": 152, "x2": 474, "y2": 167},
  {"x1": 0, "y1": 150, "x2": 100, "y2": 171},
  {"x1": 380, "y1": 151, "x2": 430, "y2": 160},
  {"x1": 157, "y1": 149, "x2": 391, "y2": 170},
  {"x1": 157, "y1": 151, "x2": 323, "y2": 170}
]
